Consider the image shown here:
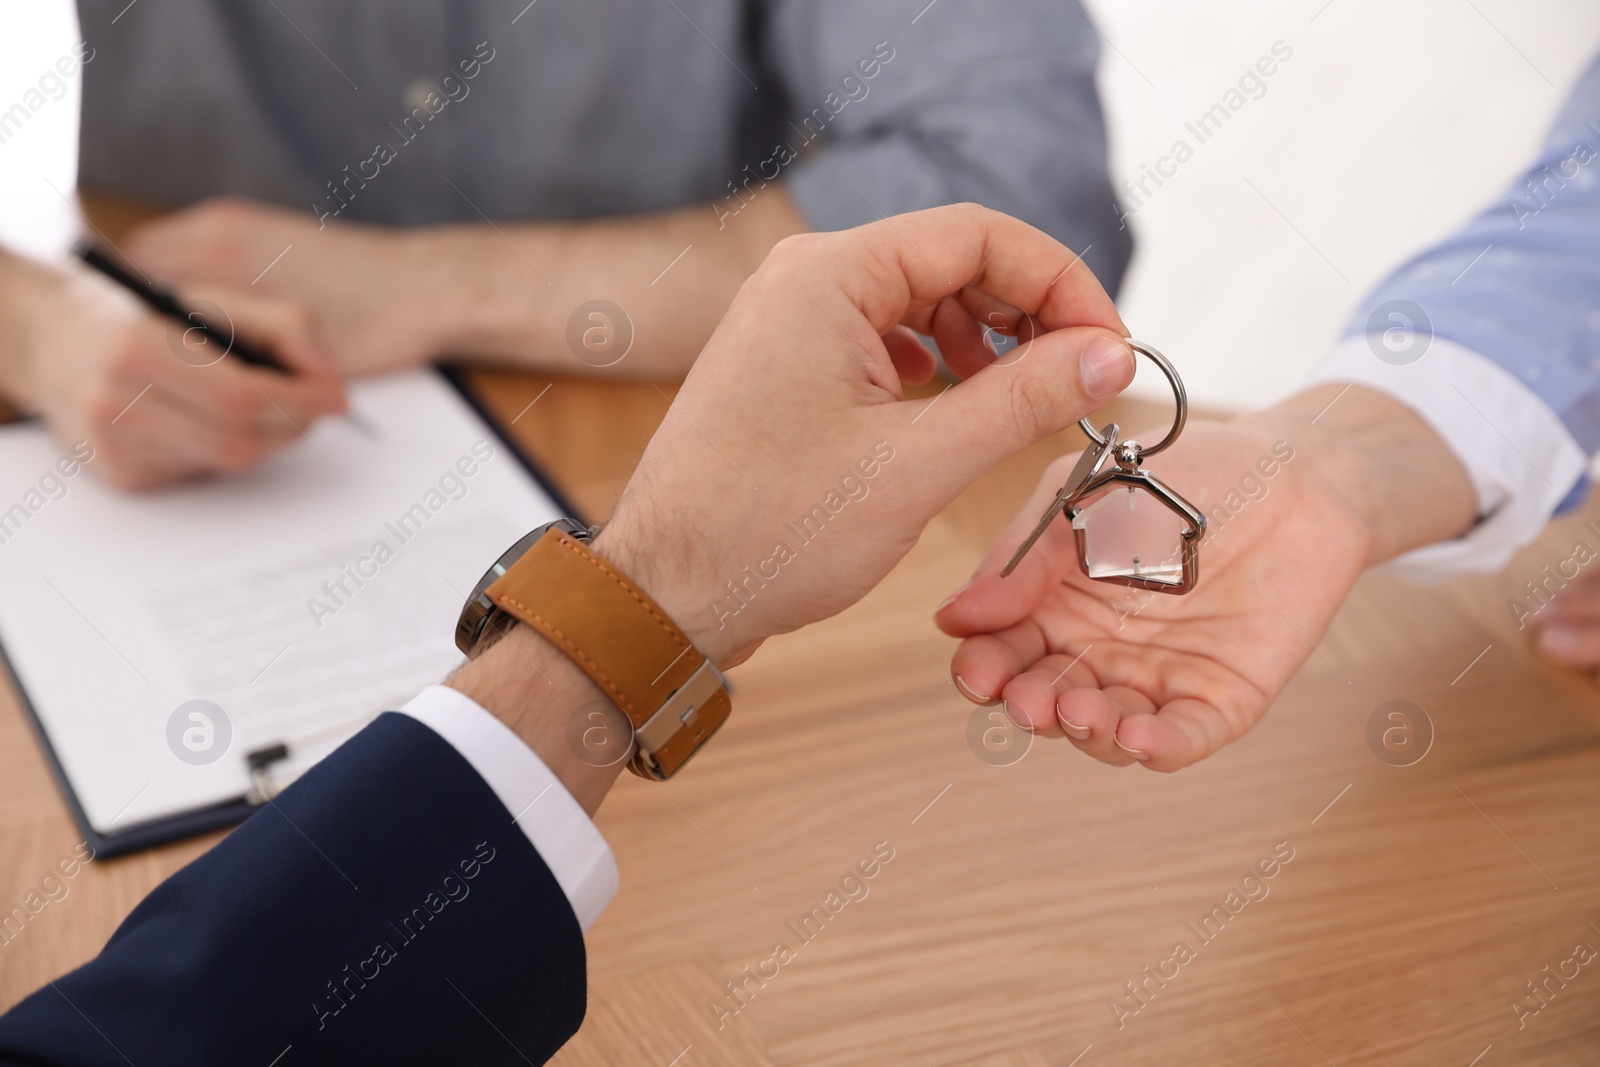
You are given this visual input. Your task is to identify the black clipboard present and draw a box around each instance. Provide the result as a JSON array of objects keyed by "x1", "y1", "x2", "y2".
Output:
[{"x1": 1, "y1": 366, "x2": 584, "y2": 858}]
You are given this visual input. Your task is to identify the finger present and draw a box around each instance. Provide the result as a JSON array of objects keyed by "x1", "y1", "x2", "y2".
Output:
[
  {"x1": 180, "y1": 282, "x2": 341, "y2": 379},
  {"x1": 936, "y1": 451, "x2": 1088, "y2": 638},
  {"x1": 108, "y1": 317, "x2": 327, "y2": 473},
  {"x1": 925, "y1": 326, "x2": 1132, "y2": 483},
  {"x1": 140, "y1": 348, "x2": 342, "y2": 441},
  {"x1": 87, "y1": 414, "x2": 207, "y2": 491},
  {"x1": 90, "y1": 447, "x2": 199, "y2": 492},
  {"x1": 995, "y1": 650, "x2": 1093, "y2": 735},
  {"x1": 114, "y1": 385, "x2": 285, "y2": 475},
  {"x1": 826, "y1": 204, "x2": 1126, "y2": 338},
  {"x1": 90, "y1": 407, "x2": 235, "y2": 490},
  {"x1": 745, "y1": 207, "x2": 1130, "y2": 445},
  {"x1": 87, "y1": 316, "x2": 304, "y2": 446},
  {"x1": 973, "y1": 307, "x2": 1041, "y2": 373},
  {"x1": 1111, "y1": 696, "x2": 1250, "y2": 773},
  {"x1": 1533, "y1": 575, "x2": 1600, "y2": 624},
  {"x1": 133, "y1": 288, "x2": 346, "y2": 435},
  {"x1": 958, "y1": 288, "x2": 1030, "y2": 343},
  {"x1": 881, "y1": 326, "x2": 937, "y2": 385},
  {"x1": 140, "y1": 279, "x2": 345, "y2": 426},
  {"x1": 1055, "y1": 685, "x2": 1148, "y2": 767},
  {"x1": 948, "y1": 617, "x2": 1048, "y2": 707},
  {"x1": 930, "y1": 296, "x2": 997, "y2": 380},
  {"x1": 1534, "y1": 622, "x2": 1600, "y2": 668}
]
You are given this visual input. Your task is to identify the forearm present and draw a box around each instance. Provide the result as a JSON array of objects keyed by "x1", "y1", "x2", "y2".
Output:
[
  {"x1": 445, "y1": 623, "x2": 626, "y2": 816},
  {"x1": 418, "y1": 190, "x2": 807, "y2": 378},
  {"x1": 1235, "y1": 383, "x2": 1477, "y2": 567}
]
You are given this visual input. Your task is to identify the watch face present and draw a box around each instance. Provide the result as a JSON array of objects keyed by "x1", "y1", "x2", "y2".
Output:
[{"x1": 453, "y1": 518, "x2": 589, "y2": 655}]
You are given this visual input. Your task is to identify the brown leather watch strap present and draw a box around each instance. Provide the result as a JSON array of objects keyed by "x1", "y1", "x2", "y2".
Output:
[{"x1": 485, "y1": 528, "x2": 730, "y2": 780}]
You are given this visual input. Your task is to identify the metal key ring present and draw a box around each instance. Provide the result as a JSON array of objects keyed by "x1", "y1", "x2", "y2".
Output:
[{"x1": 1076, "y1": 339, "x2": 1187, "y2": 458}]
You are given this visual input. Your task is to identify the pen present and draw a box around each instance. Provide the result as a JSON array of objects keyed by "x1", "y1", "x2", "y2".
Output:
[
  {"x1": 76, "y1": 240, "x2": 287, "y2": 372},
  {"x1": 72, "y1": 240, "x2": 377, "y2": 436}
]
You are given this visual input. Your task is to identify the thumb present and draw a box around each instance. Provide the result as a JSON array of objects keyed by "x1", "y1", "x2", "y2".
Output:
[
  {"x1": 184, "y1": 283, "x2": 339, "y2": 379},
  {"x1": 184, "y1": 285, "x2": 347, "y2": 414},
  {"x1": 924, "y1": 328, "x2": 1132, "y2": 483}
]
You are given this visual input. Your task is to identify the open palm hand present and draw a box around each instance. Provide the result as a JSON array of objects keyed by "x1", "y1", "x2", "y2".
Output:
[{"x1": 937, "y1": 417, "x2": 1371, "y2": 770}]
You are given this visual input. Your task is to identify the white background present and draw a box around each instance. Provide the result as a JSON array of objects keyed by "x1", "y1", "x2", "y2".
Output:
[
  {"x1": 0, "y1": 1, "x2": 81, "y2": 261},
  {"x1": 4, "y1": 1, "x2": 1600, "y2": 410},
  {"x1": 1093, "y1": 0, "x2": 1600, "y2": 408}
]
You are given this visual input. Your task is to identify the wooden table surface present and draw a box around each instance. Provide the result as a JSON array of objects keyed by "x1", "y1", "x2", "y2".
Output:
[{"x1": 1, "y1": 200, "x2": 1597, "y2": 1065}]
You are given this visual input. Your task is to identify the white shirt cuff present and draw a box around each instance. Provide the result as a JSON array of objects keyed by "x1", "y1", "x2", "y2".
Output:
[
  {"x1": 397, "y1": 685, "x2": 618, "y2": 932},
  {"x1": 1305, "y1": 336, "x2": 1588, "y2": 581}
]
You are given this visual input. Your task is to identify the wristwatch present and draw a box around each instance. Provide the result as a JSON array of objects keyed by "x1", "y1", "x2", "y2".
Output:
[{"x1": 455, "y1": 519, "x2": 731, "y2": 780}]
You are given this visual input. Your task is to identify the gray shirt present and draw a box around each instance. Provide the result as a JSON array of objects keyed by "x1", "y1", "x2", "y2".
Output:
[{"x1": 75, "y1": 0, "x2": 1131, "y2": 288}]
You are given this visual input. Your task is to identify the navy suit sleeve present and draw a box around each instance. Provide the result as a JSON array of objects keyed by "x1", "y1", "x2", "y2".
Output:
[{"x1": 0, "y1": 713, "x2": 588, "y2": 1066}]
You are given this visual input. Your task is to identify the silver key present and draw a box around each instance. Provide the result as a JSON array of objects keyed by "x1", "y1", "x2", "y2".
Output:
[{"x1": 999, "y1": 422, "x2": 1119, "y2": 577}]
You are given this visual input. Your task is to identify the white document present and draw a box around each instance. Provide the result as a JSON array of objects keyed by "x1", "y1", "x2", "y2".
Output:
[{"x1": 0, "y1": 370, "x2": 563, "y2": 837}]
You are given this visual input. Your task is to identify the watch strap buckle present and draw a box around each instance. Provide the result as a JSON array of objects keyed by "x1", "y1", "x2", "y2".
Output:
[{"x1": 630, "y1": 658, "x2": 731, "y2": 780}]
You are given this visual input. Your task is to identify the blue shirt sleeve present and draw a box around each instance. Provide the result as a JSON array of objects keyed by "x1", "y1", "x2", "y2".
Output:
[{"x1": 1346, "y1": 52, "x2": 1600, "y2": 472}]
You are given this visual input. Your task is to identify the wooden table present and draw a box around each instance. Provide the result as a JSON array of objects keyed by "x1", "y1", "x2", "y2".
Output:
[{"x1": 2, "y1": 201, "x2": 1598, "y2": 1064}]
